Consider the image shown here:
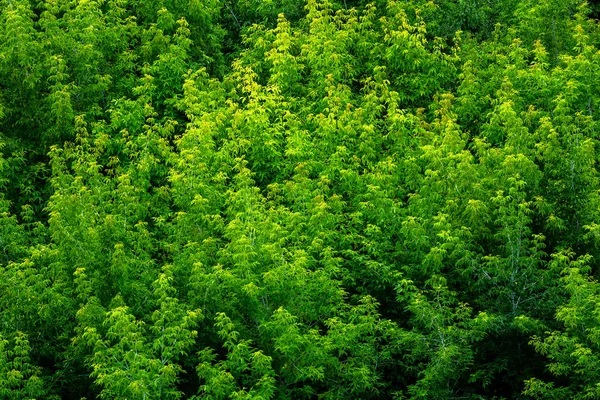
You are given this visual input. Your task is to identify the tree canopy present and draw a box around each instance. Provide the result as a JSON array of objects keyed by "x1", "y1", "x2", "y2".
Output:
[{"x1": 2, "y1": 0, "x2": 600, "y2": 398}]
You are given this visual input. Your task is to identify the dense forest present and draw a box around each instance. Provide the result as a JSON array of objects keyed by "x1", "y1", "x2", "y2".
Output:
[{"x1": 2, "y1": 0, "x2": 600, "y2": 398}]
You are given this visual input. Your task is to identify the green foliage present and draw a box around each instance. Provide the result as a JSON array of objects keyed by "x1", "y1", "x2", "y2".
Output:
[
  {"x1": 524, "y1": 252, "x2": 600, "y2": 399},
  {"x1": 0, "y1": 332, "x2": 46, "y2": 400},
  {"x1": 2, "y1": 0, "x2": 600, "y2": 398}
]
